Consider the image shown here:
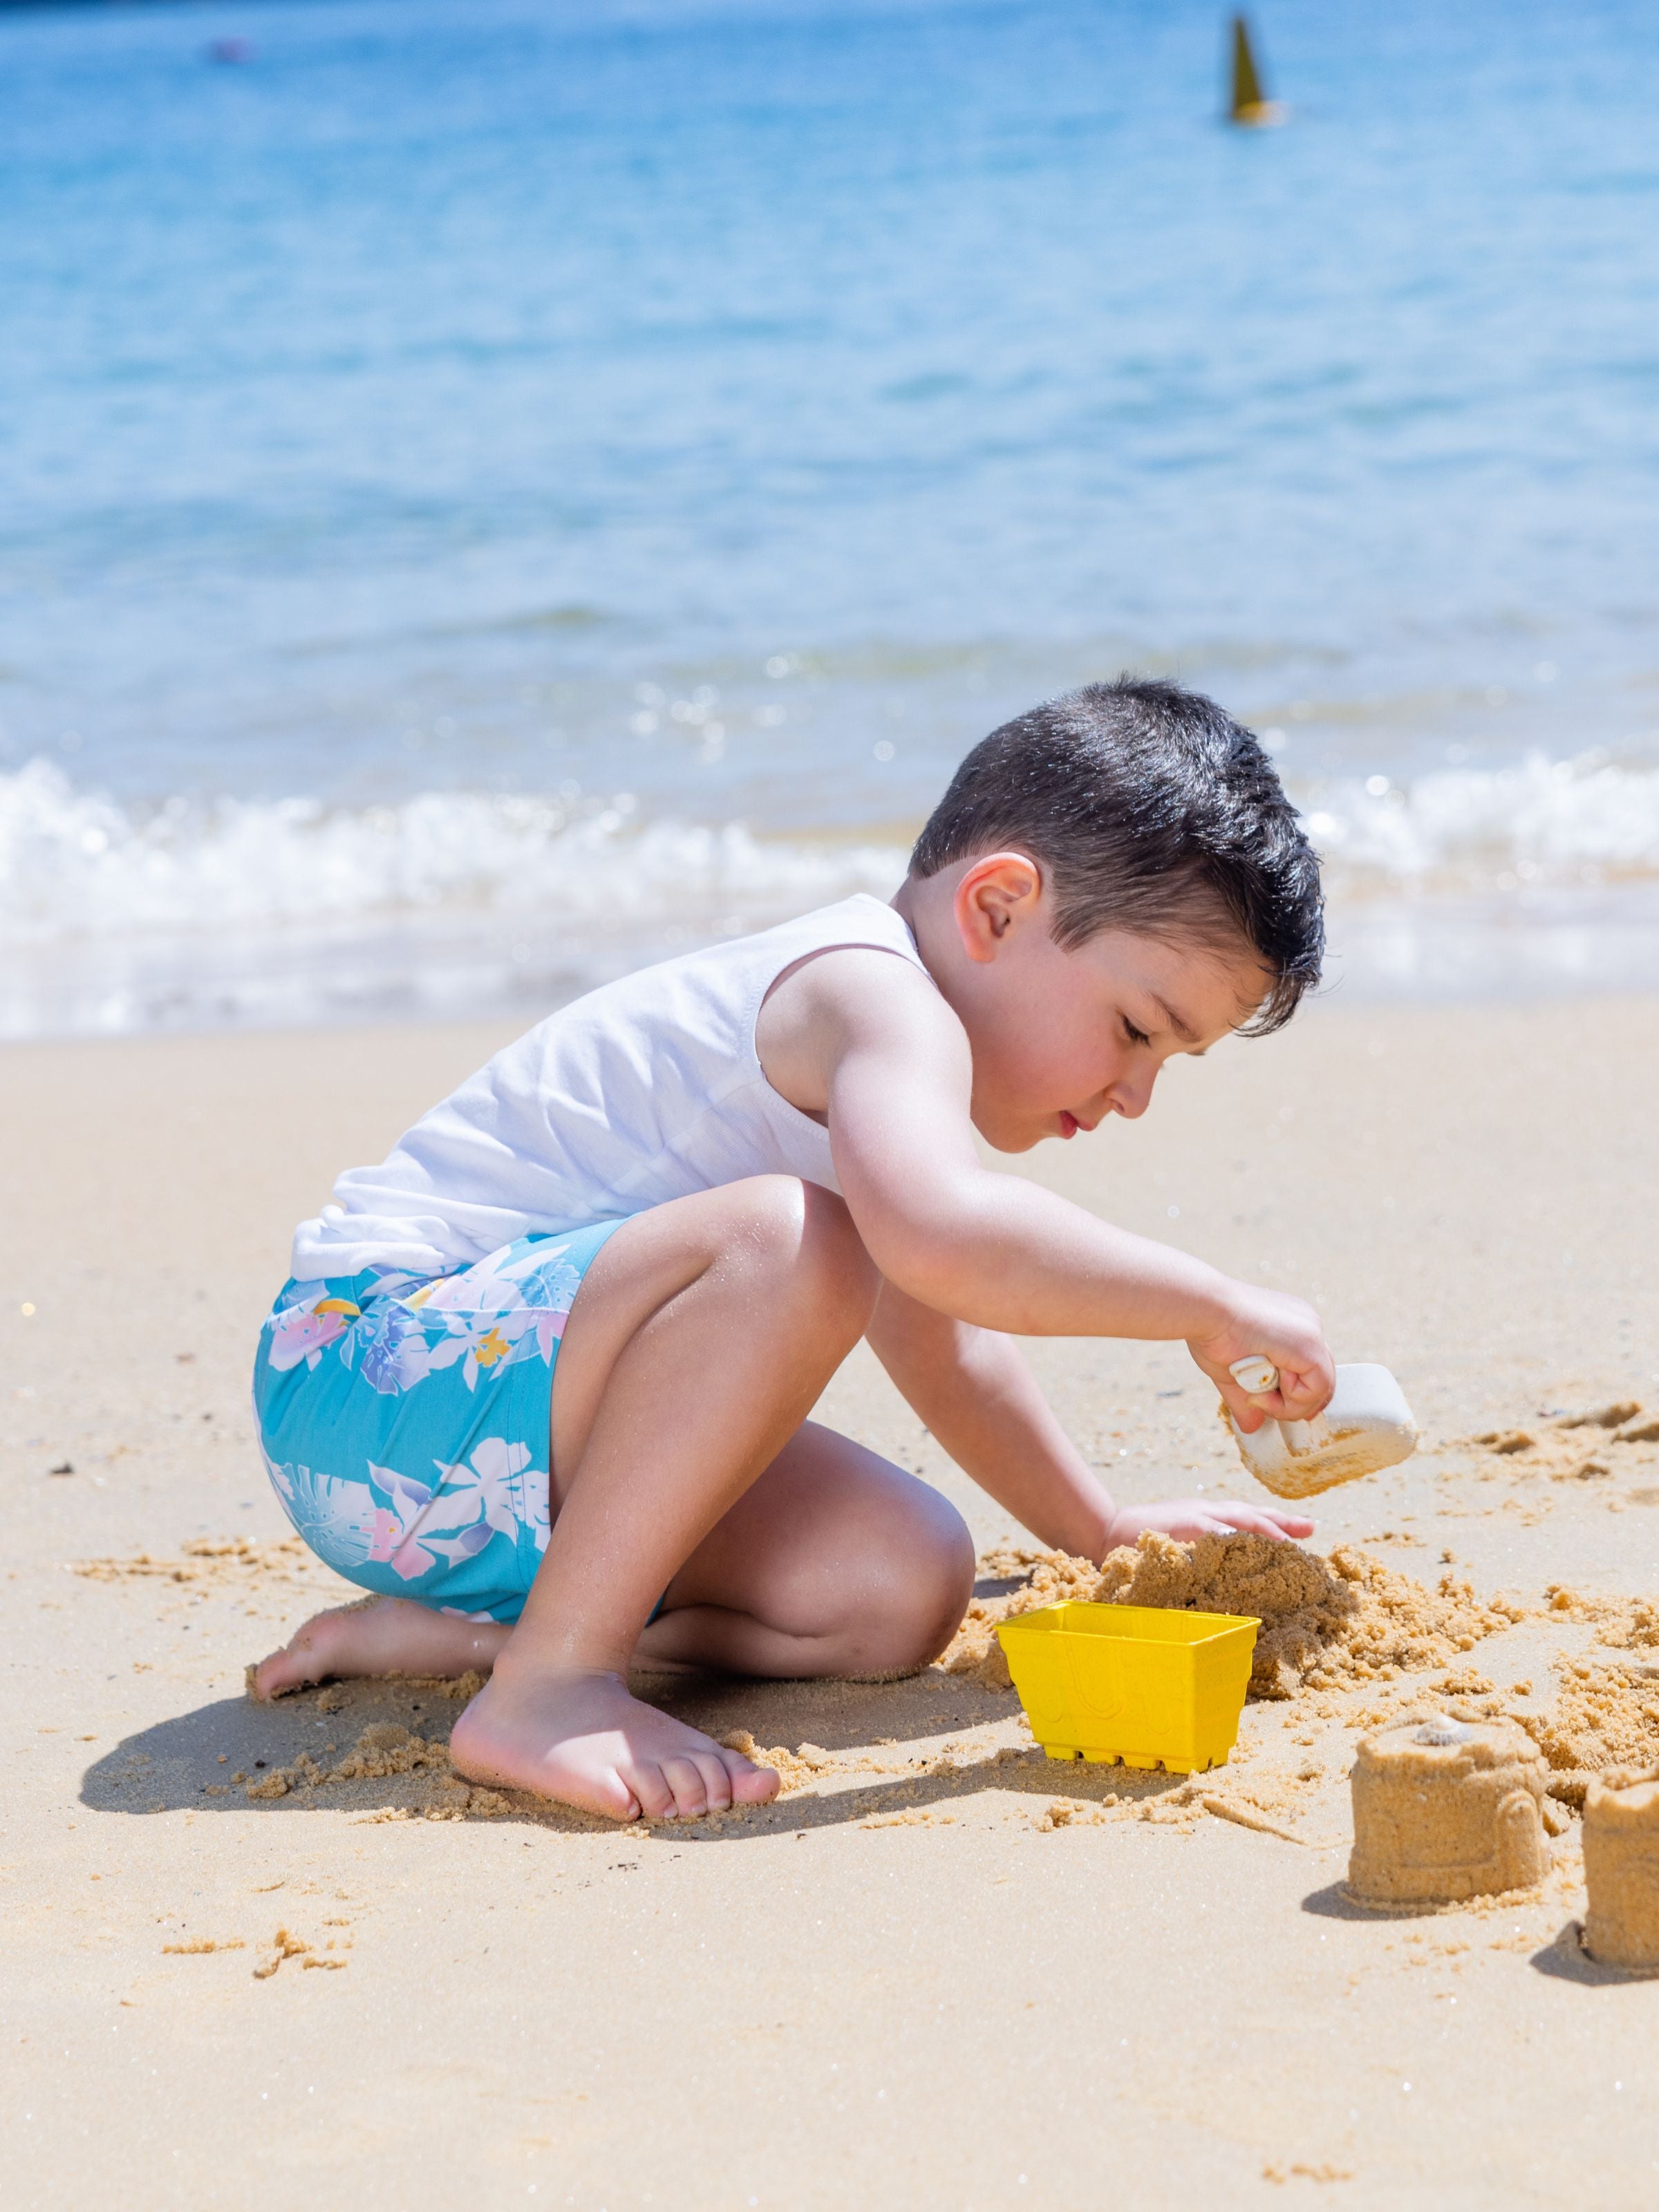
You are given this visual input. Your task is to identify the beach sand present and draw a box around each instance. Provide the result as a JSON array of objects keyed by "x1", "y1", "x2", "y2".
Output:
[{"x1": 5, "y1": 993, "x2": 1658, "y2": 2207}]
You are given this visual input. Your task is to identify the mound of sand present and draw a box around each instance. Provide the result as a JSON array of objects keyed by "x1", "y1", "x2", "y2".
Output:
[
  {"x1": 944, "y1": 1533, "x2": 1529, "y2": 1698},
  {"x1": 1540, "y1": 1587, "x2": 1659, "y2": 1651},
  {"x1": 1513, "y1": 1662, "x2": 1659, "y2": 1803},
  {"x1": 241, "y1": 1721, "x2": 512, "y2": 1819}
]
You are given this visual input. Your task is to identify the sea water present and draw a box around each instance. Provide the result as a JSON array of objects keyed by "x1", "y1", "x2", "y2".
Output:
[{"x1": 2, "y1": 0, "x2": 1657, "y2": 1035}]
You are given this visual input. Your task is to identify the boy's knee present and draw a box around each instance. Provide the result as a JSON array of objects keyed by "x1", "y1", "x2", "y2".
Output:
[
  {"x1": 860, "y1": 1485, "x2": 975, "y2": 1671},
  {"x1": 798, "y1": 1181, "x2": 878, "y2": 1307},
  {"x1": 739, "y1": 1177, "x2": 878, "y2": 1337},
  {"x1": 909, "y1": 1500, "x2": 976, "y2": 1661}
]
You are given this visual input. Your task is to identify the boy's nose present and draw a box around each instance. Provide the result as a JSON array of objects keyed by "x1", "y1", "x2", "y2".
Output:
[{"x1": 1107, "y1": 1067, "x2": 1160, "y2": 1121}]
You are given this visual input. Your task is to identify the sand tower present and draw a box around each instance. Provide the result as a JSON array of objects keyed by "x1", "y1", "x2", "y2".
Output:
[
  {"x1": 1582, "y1": 1765, "x2": 1659, "y2": 1969},
  {"x1": 1348, "y1": 1716, "x2": 1550, "y2": 1906}
]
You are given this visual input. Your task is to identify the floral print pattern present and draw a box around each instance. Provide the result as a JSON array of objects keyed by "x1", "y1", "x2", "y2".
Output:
[{"x1": 253, "y1": 1223, "x2": 624, "y2": 1622}]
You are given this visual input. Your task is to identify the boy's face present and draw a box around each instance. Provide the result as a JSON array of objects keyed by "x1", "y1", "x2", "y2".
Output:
[{"x1": 915, "y1": 853, "x2": 1270, "y2": 1153}]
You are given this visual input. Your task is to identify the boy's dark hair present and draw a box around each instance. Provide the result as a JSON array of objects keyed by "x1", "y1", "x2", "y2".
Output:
[{"x1": 909, "y1": 677, "x2": 1323, "y2": 1035}]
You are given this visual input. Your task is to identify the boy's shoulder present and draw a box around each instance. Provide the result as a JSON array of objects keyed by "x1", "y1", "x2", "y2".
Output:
[
  {"x1": 756, "y1": 926, "x2": 963, "y2": 1113},
  {"x1": 480, "y1": 893, "x2": 948, "y2": 1091}
]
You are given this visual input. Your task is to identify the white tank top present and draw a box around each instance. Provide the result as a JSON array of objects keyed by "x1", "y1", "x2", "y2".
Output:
[{"x1": 290, "y1": 894, "x2": 932, "y2": 1281}]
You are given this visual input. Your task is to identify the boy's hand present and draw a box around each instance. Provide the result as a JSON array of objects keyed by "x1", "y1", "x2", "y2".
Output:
[
  {"x1": 1187, "y1": 1286, "x2": 1335, "y2": 1433},
  {"x1": 1103, "y1": 1498, "x2": 1315, "y2": 1549}
]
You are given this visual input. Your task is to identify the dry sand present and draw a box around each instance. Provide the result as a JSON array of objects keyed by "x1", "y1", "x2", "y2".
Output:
[{"x1": 3, "y1": 992, "x2": 1658, "y2": 2207}]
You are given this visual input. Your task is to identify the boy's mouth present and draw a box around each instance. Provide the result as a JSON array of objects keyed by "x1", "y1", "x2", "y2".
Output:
[{"x1": 1057, "y1": 1111, "x2": 1079, "y2": 1139}]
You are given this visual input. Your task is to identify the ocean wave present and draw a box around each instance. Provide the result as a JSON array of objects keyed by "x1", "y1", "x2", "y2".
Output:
[
  {"x1": 0, "y1": 758, "x2": 909, "y2": 945},
  {"x1": 4, "y1": 751, "x2": 1659, "y2": 957},
  {"x1": 1302, "y1": 752, "x2": 1659, "y2": 888}
]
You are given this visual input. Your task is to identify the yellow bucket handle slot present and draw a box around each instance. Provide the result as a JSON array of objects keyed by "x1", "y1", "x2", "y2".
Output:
[{"x1": 1059, "y1": 1627, "x2": 1129, "y2": 1725}]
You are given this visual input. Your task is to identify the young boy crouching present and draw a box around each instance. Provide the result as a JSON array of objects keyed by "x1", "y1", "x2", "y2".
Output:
[{"x1": 252, "y1": 677, "x2": 1333, "y2": 1822}]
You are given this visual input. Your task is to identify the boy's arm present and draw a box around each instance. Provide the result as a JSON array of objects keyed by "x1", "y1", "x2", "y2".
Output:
[
  {"x1": 766, "y1": 947, "x2": 1333, "y2": 1427},
  {"x1": 866, "y1": 1282, "x2": 1313, "y2": 1557}
]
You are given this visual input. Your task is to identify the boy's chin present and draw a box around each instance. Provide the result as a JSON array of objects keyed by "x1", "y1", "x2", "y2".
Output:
[{"x1": 973, "y1": 1114, "x2": 1049, "y2": 1154}]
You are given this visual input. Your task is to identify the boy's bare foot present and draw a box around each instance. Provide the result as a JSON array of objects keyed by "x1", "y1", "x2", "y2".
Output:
[
  {"x1": 449, "y1": 1662, "x2": 780, "y2": 1822},
  {"x1": 250, "y1": 1596, "x2": 510, "y2": 1701}
]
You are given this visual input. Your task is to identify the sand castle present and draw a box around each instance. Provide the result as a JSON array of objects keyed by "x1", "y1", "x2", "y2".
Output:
[
  {"x1": 1582, "y1": 1765, "x2": 1659, "y2": 1969},
  {"x1": 1348, "y1": 1716, "x2": 1550, "y2": 1906}
]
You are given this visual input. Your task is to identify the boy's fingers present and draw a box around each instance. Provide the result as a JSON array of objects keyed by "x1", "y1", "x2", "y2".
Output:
[
  {"x1": 1266, "y1": 1510, "x2": 1316, "y2": 1537},
  {"x1": 1209, "y1": 1503, "x2": 1313, "y2": 1540},
  {"x1": 1211, "y1": 1510, "x2": 1277, "y2": 1537},
  {"x1": 1277, "y1": 1356, "x2": 1337, "y2": 1418},
  {"x1": 1201, "y1": 1368, "x2": 1269, "y2": 1429},
  {"x1": 1245, "y1": 1376, "x2": 1331, "y2": 1423},
  {"x1": 1283, "y1": 1380, "x2": 1335, "y2": 1416}
]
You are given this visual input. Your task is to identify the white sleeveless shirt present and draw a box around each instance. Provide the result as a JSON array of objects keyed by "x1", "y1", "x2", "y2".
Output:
[{"x1": 290, "y1": 894, "x2": 932, "y2": 1280}]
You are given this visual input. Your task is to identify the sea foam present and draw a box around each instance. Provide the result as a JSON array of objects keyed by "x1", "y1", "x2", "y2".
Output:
[
  {"x1": 1303, "y1": 752, "x2": 1659, "y2": 886},
  {"x1": 4, "y1": 751, "x2": 1659, "y2": 1036},
  {"x1": 0, "y1": 758, "x2": 908, "y2": 944}
]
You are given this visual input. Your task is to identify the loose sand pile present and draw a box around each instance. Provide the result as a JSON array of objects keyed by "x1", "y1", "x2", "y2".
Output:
[
  {"x1": 252, "y1": 1927, "x2": 348, "y2": 1978},
  {"x1": 238, "y1": 1720, "x2": 513, "y2": 1819},
  {"x1": 719, "y1": 1732, "x2": 843, "y2": 1790},
  {"x1": 1540, "y1": 1586, "x2": 1659, "y2": 1651},
  {"x1": 1512, "y1": 1663, "x2": 1659, "y2": 1802},
  {"x1": 943, "y1": 1535, "x2": 1659, "y2": 1815},
  {"x1": 942, "y1": 1533, "x2": 1530, "y2": 1698},
  {"x1": 1463, "y1": 1398, "x2": 1659, "y2": 1487},
  {"x1": 72, "y1": 1535, "x2": 320, "y2": 1586}
]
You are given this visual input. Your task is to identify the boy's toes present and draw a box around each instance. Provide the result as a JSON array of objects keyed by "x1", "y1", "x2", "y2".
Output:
[
  {"x1": 659, "y1": 1755, "x2": 715, "y2": 1819},
  {"x1": 675, "y1": 1750, "x2": 740, "y2": 1814},
  {"x1": 692, "y1": 1751, "x2": 735, "y2": 1812},
  {"x1": 590, "y1": 1770, "x2": 644, "y2": 1822},
  {"x1": 623, "y1": 1759, "x2": 683, "y2": 1823},
  {"x1": 249, "y1": 1647, "x2": 309, "y2": 1701},
  {"x1": 726, "y1": 1752, "x2": 780, "y2": 1806}
]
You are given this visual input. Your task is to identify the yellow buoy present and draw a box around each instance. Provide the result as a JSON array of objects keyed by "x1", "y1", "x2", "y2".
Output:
[{"x1": 1228, "y1": 12, "x2": 1287, "y2": 129}]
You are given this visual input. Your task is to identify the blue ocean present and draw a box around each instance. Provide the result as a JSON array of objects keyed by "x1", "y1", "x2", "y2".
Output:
[{"x1": 3, "y1": 0, "x2": 1658, "y2": 1035}]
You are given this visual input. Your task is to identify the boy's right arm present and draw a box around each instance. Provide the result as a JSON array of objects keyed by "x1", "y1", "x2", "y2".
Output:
[
  {"x1": 773, "y1": 949, "x2": 1333, "y2": 1427},
  {"x1": 865, "y1": 1282, "x2": 1314, "y2": 1556}
]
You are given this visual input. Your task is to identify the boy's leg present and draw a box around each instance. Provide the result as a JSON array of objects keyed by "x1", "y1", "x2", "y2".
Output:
[
  {"x1": 254, "y1": 1177, "x2": 976, "y2": 1810},
  {"x1": 635, "y1": 1418, "x2": 973, "y2": 1679},
  {"x1": 252, "y1": 1418, "x2": 973, "y2": 1694},
  {"x1": 252, "y1": 1598, "x2": 509, "y2": 1699},
  {"x1": 254, "y1": 1174, "x2": 868, "y2": 1707},
  {"x1": 449, "y1": 1176, "x2": 897, "y2": 1821}
]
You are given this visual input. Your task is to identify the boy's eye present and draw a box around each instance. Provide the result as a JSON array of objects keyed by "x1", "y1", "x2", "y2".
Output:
[{"x1": 1122, "y1": 1018, "x2": 1151, "y2": 1048}]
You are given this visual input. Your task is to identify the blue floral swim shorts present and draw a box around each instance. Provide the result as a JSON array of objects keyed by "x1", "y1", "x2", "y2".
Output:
[{"x1": 252, "y1": 1223, "x2": 625, "y2": 1623}]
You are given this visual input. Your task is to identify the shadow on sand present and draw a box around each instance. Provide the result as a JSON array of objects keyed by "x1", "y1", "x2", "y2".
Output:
[
  {"x1": 1297, "y1": 1880, "x2": 1418, "y2": 1922},
  {"x1": 1528, "y1": 1920, "x2": 1659, "y2": 1985},
  {"x1": 77, "y1": 1662, "x2": 1197, "y2": 1841}
]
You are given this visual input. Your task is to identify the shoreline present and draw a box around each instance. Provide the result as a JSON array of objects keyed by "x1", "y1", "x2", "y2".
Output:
[{"x1": 7, "y1": 880, "x2": 1659, "y2": 1046}]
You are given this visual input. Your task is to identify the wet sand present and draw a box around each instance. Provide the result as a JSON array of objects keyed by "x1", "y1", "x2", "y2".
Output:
[{"x1": 4, "y1": 993, "x2": 1657, "y2": 2207}]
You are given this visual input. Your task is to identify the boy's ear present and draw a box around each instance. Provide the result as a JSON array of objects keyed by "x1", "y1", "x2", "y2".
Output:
[{"x1": 952, "y1": 851, "x2": 1045, "y2": 964}]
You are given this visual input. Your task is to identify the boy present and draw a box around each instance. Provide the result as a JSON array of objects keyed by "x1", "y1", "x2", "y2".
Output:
[{"x1": 253, "y1": 678, "x2": 1333, "y2": 1824}]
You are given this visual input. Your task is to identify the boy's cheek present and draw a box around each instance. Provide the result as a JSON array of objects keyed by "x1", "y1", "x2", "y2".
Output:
[{"x1": 973, "y1": 1045, "x2": 1089, "y2": 1147}]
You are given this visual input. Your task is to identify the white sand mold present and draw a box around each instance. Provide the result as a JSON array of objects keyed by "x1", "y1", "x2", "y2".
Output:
[{"x1": 1225, "y1": 1360, "x2": 1419, "y2": 1500}]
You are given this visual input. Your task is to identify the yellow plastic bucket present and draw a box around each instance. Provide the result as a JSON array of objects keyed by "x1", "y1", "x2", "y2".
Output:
[{"x1": 996, "y1": 1602, "x2": 1259, "y2": 1774}]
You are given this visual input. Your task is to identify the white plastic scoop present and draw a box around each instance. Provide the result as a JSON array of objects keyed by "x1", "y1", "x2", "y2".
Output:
[{"x1": 1223, "y1": 1358, "x2": 1419, "y2": 1499}]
